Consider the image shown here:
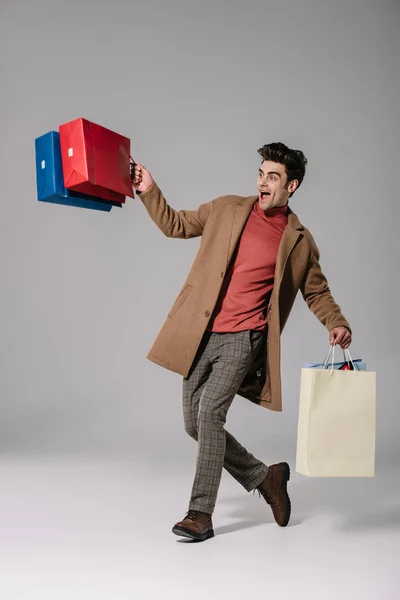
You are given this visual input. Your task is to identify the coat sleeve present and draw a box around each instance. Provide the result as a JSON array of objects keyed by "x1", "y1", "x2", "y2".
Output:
[
  {"x1": 300, "y1": 231, "x2": 352, "y2": 334},
  {"x1": 137, "y1": 180, "x2": 213, "y2": 239}
]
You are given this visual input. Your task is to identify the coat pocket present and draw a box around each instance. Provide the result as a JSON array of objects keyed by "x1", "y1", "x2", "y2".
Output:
[{"x1": 168, "y1": 284, "x2": 194, "y2": 319}]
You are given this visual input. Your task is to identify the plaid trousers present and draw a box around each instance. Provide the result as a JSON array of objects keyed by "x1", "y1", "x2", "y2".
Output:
[{"x1": 183, "y1": 329, "x2": 269, "y2": 514}]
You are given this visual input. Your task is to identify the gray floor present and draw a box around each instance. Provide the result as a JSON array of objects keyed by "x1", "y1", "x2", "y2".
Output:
[{"x1": 0, "y1": 454, "x2": 398, "y2": 600}]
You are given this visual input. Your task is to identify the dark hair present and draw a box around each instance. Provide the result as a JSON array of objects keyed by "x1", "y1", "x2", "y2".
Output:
[{"x1": 257, "y1": 142, "x2": 308, "y2": 197}]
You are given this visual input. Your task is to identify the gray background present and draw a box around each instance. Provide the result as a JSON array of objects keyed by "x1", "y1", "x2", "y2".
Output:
[
  {"x1": 1, "y1": 1, "x2": 400, "y2": 598},
  {"x1": 2, "y1": 0, "x2": 398, "y2": 464}
]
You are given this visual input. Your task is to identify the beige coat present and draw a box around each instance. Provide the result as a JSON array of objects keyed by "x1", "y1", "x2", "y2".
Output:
[{"x1": 139, "y1": 181, "x2": 351, "y2": 412}]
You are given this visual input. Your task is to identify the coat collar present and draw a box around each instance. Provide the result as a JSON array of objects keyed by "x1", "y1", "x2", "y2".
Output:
[{"x1": 238, "y1": 195, "x2": 304, "y2": 230}]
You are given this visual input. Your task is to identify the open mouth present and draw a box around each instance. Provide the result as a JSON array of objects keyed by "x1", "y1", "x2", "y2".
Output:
[{"x1": 259, "y1": 191, "x2": 271, "y2": 199}]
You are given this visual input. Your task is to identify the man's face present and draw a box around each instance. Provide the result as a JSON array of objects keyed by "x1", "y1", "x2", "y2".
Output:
[{"x1": 257, "y1": 160, "x2": 298, "y2": 210}]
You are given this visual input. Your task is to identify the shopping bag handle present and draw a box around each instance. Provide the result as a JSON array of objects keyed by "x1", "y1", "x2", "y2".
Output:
[
  {"x1": 322, "y1": 345, "x2": 358, "y2": 373},
  {"x1": 343, "y1": 348, "x2": 358, "y2": 370},
  {"x1": 130, "y1": 156, "x2": 136, "y2": 197}
]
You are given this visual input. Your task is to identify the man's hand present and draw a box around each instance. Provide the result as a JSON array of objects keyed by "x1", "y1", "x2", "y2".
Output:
[
  {"x1": 130, "y1": 160, "x2": 154, "y2": 194},
  {"x1": 329, "y1": 327, "x2": 352, "y2": 349}
]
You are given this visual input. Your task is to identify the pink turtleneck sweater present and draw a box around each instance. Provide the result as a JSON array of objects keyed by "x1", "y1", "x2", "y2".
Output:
[{"x1": 207, "y1": 201, "x2": 288, "y2": 332}]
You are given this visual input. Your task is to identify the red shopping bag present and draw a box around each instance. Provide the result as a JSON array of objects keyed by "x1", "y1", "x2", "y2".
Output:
[{"x1": 59, "y1": 118, "x2": 134, "y2": 203}]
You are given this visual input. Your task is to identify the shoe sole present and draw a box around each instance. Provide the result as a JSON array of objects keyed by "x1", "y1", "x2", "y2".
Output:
[
  {"x1": 172, "y1": 525, "x2": 214, "y2": 542},
  {"x1": 279, "y1": 461, "x2": 291, "y2": 527}
]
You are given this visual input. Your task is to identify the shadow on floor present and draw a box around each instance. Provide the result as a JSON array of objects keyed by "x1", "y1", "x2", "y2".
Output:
[{"x1": 218, "y1": 469, "x2": 400, "y2": 533}]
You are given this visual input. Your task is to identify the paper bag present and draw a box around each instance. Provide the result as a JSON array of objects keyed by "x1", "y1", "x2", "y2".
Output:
[
  {"x1": 35, "y1": 131, "x2": 122, "y2": 211},
  {"x1": 59, "y1": 118, "x2": 133, "y2": 203},
  {"x1": 296, "y1": 351, "x2": 376, "y2": 477}
]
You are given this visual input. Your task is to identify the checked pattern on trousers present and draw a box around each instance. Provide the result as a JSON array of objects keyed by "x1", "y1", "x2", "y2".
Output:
[{"x1": 182, "y1": 329, "x2": 270, "y2": 514}]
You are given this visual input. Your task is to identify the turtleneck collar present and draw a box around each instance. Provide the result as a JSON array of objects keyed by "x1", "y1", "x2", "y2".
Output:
[{"x1": 254, "y1": 201, "x2": 289, "y2": 220}]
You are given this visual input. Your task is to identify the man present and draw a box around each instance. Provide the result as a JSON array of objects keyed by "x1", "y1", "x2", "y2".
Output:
[{"x1": 131, "y1": 142, "x2": 352, "y2": 542}]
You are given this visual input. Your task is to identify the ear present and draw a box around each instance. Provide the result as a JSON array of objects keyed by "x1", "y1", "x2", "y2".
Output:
[{"x1": 288, "y1": 179, "x2": 299, "y2": 194}]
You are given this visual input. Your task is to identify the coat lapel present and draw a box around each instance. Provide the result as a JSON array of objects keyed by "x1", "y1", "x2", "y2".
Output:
[
  {"x1": 225, "y1": 195, "x2": 256, "y2": 269},
  {"x1": 274, "y1": 210, "x2": 304, "y2": 293}
]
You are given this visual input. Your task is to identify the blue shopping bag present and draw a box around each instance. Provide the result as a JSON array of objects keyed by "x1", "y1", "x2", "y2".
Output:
[{"x1": 35, "y1": 131, "x2": 122, "y2": 211}]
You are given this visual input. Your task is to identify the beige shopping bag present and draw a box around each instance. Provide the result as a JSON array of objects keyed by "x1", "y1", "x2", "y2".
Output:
[{"x1": 296, "y1": 348, "x2": 376, "y2": 477}]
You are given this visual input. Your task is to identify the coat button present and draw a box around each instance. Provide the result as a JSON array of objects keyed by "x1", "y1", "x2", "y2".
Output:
[
  {"x1": 220, "y1": 271, "x2": 224, "y2": 278},
  {"x1": 205, "y1": 310, "x2": 210, "y2": 317}
]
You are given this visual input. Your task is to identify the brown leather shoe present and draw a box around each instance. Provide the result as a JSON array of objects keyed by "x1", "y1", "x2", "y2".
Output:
[
  {"x1": 172, "y1": 510, "x2": 214, "y2": 541},
  {"x1": 255, "y1": 462, "x2": 291, "y2": 527}
]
